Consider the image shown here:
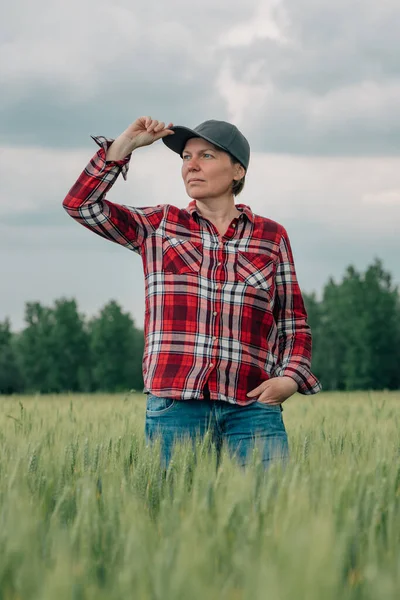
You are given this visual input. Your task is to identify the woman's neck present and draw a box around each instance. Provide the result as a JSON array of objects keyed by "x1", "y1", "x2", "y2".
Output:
[{"x1": 195, "y1": 198, "x2": 240, "y2": 224}]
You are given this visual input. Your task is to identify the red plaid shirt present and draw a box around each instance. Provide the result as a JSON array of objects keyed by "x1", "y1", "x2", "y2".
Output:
[{"x1": 63, "y1": 136, "x2": 322, "y2": 404}]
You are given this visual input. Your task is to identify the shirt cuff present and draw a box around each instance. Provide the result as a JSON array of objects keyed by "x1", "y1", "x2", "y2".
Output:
[
  {"x1": 90, "y1": 135, "x2": 131, "y2": 181},
  {"x1": 274, "y1": 366, "x2": 322, "y2": 395}
]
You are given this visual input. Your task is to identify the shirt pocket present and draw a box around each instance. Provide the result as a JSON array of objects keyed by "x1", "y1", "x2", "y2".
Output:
[
  {"x1": 162, "y1": 236, "x2": 203, "y2": 275},
  {"x1": 235, "y1": 251, "x2": 276, "y2": 301}
]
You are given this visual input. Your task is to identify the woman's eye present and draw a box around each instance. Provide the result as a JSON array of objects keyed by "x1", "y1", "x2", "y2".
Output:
[{"x1": 183, "y1": 154, "x2": 213, "y2": 160}]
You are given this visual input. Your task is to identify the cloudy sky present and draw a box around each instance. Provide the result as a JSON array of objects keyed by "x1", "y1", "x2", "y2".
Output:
[{"x1": 1, "y1": 0, "x2": 400, "y2": 332}]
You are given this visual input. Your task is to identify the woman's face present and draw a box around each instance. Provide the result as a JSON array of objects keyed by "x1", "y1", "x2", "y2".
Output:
[{"x1": 181, "y1": 137, "x2": 244, "y2": 200}]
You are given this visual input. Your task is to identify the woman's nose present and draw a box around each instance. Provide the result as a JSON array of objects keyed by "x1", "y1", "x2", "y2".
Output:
[{"x1": 186, "y1": 157, "x2": 200, "y2": 169}]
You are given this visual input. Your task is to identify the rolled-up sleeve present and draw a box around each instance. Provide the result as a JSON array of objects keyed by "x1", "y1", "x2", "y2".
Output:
[{"x1": 62, "y1": 135, "x2": 164, "y2": 254}]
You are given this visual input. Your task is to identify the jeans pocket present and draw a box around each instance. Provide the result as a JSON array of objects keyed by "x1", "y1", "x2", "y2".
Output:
[
  {"x1": 255, "y1": 401, "x2": 283, "y2": 412},
  {"x1": 146, "y1": 394, "x2": 176, "y2": 415}
]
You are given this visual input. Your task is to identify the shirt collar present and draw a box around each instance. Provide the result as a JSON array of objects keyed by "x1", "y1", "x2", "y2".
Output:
[{"x1": 185, "y1": 199, "x2": 254, "y2": 224}]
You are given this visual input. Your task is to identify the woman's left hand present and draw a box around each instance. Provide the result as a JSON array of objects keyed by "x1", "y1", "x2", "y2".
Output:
[{"x1": 246, "y1": 376, "x2": 299, "y2": 406}]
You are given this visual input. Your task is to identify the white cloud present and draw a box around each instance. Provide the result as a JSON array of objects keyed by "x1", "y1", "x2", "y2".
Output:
[
  {"x1": 217, "y1": 0, "x2": 288, "y2": 47},
  {"x1": 0, "y1": 3, "x2": 144, "y2": 103},
  {"x1": 2, "y1": 140, "x2": 400, "y2": 237},
  {"x1": 2, "y1": 0, "x2": 400, "y2": 155},
  {"x1": 363, "y1": 189, "x2": 400, "y2": 206},
  {"x1": 215, "y1": 60, "x2": 400, "y2": 156},
  {"x1": 2, "y1": 138, "x2": 400, "y2": 331},
  {"x1": 2, "y1": 0, "x2": 400, "y2": 331},
  {"x1": 0, "y1": 145, "x2": 89, "y2": 215},
  {"x1": 215, "y1": 57, "x2": 270, "y2": 125}
]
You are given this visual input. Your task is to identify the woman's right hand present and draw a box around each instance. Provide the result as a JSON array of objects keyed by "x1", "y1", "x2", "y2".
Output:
[
  {"x1": 105, "y1": 117, "x2": 175, "y2": 161},
  {"x1": 122, "y1": 116, "x2": 175, "y2": 149}
]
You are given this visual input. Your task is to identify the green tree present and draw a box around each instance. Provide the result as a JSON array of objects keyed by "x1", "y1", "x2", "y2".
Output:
[
  {"x1": 339, "y1": 265, "x2": 373, "y2": 389},
  {"x1": 89, "y1": 301, "x2": 144, "y2": 392},
  {"x1": 308, "y1": 259, "x2": 400, "y2": 391},
  {"x1": 315, "y1": 278, "x2": 348, "y2": 391},
  {"x1": 49, "y1": 298, "x2": 92, "y2": 392},
  {"x1": 356, "y1": 259, "x2": 400, "y2": 389},
  {"x1": 16, "y1": 299, "x2": 91, "y2": 393},
  {"x1": 0, "y1": 319, "x2": 24, "y2": 394},
  {"x1": 303, "y1": 291, "x2": 323, "y2": 383},
  {"x1": 17, "y1": 302, "x2": 57, "y2": 392}
]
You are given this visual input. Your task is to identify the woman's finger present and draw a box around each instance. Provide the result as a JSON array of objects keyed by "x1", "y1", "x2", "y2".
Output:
[{"x1": 148, "y1": 120, "x2": 159, "y2": 132}]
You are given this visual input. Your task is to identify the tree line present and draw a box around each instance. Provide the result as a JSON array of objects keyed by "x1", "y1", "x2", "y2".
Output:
[
  {"x1": 1, "y1": 258, "x2": 399, "y2": 395},
  {"x1": 0, "y1": 300, "x2": 144, "y2": 394}
]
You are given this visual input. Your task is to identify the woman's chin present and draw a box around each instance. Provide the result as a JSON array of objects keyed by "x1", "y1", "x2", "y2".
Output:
[{"x1": 188, "y1": 190, "x2": 206, "y2": 199}]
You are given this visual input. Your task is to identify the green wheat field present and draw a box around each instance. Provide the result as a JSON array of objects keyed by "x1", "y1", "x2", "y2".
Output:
[{"x1": 1, "y1": 391, "x2": 399, "y2": 600}]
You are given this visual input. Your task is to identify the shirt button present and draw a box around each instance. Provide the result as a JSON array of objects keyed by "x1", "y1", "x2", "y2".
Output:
[
  {"x1": 212, "y1": 337, "x2": 217, "y2": 342},
  {"x1": 232, "y1": 223, "x2": 236, "y2": 228},
  {"x1": 215, "y1": 284, "x2": 220, "y2": 290},
  {"x1": 213, "y1": 311, "x2": 218, "y2": 316},
  {"x1": 217, "y1": 262, "x2": 221, "y2": 266},
  {"x1": 209, "y1": 363, "x2": 214, "y2": 368}
]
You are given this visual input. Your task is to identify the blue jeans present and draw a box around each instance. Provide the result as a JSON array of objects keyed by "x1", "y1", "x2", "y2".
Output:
[{"x1": 144, "y1": 394, "x2": 289, "y2": 469}]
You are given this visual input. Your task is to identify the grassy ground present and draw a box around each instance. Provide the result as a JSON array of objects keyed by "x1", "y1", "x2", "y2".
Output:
[{"x1": 0, "y1": 391, "x2": 399, "y2": 600}]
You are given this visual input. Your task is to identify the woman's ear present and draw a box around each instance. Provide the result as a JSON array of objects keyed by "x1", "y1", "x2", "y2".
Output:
[{"x1": 234, "y1": 165, "x2": 246, "y2": 181}]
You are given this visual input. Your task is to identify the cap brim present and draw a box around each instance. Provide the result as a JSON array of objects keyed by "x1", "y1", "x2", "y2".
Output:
[{"x1": 162, "y1": 125, "x2": 227, "y2": 157}]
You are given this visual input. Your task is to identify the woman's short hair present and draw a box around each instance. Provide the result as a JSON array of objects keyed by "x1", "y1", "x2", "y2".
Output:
[{"x1": 228, "y1": 153, "x2": 246, "y2": 196}]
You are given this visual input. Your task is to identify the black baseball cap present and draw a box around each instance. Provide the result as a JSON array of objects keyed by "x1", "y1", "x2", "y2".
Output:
[{"x1": 162, "y1": 119, "x2": 250, "y2": 171}]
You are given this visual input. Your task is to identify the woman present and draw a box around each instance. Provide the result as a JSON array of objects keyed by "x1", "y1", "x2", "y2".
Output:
[{"x1": 63, "y1": 116, "x2": 321, "y2": 469}]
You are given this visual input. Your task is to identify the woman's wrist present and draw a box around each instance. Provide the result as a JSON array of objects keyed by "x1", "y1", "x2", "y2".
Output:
[{"x1": 105, "y1": 133, "x2": 138, "y2": 162}]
